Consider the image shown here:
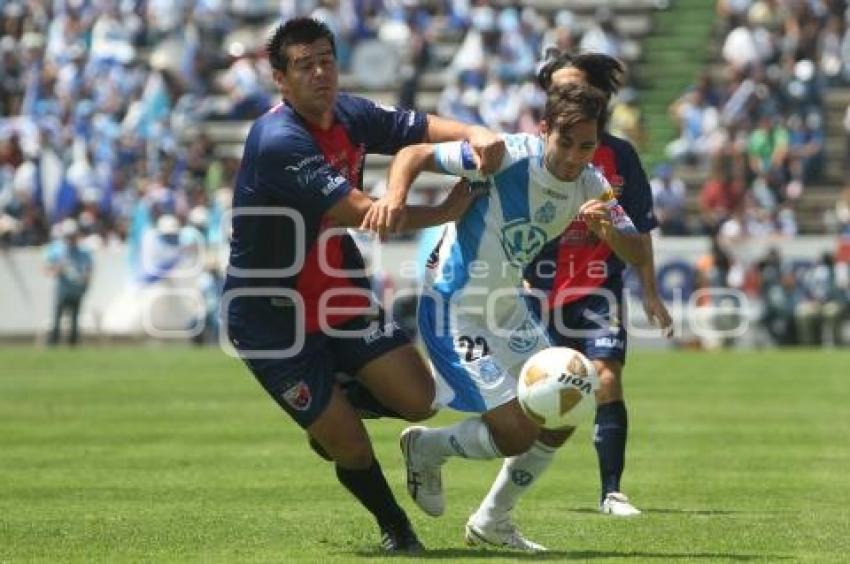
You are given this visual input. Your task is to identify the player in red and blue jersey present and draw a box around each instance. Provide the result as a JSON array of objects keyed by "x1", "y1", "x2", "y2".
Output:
[
  {"x1": 222, "y1": 18, "x2": 504, "y2": 553},
  {"x1": 465, "y1": 52, "x2": 673, "y2": 550}
]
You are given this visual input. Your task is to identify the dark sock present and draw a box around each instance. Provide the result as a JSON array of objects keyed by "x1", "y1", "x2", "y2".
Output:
[
  {"x1": 593, "y1": 401, "x2": 628, "y2": 499},
  {"x1": 335, "y1": 459, "x2": 408, "y2": 528},
  {"x1": 342, "y1": 380, "x2": 402, "y2": 419}
]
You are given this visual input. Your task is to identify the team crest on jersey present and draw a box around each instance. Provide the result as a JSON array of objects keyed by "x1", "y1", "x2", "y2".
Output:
[
  {"x1": 534, "y1": 201, "x2": 556, "y2": 224},
  {"x1": 281, "y1": 380, "x2": 312, "y2": 411},
  {"x1": 500, "y1": 219, "x2": 547, "y2": 267},
  {"x1": 508, "y1": 317, "x2": 540, "y2": 353},
  {"x1": 468, "y1": 357, "x2": 504, "y2": 389}
]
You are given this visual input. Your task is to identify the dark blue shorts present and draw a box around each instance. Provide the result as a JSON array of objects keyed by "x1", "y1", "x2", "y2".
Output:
[
  {"x1": 528, "y1": 282, "x2": 628, "y2": 365},
  {"x1": 226, "y1": 298, "x2": 410, "y2": 429}
]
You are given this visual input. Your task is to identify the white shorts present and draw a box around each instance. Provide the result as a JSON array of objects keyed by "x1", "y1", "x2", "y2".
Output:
[{"x1": 418, "y1": 294, "x2": 551, "y2": 413}]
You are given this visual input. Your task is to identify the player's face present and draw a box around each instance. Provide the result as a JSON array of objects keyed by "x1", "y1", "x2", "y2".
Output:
[
  {"x1": 274, "y1": 38, "x2": 338, "y2": 121},
  {"x1": 541, "y1": 118, "x2": 599, "y2": 181}
]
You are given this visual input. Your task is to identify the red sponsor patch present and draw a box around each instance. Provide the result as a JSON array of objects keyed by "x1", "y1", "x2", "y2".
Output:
[{"x1": 282, "y1": 380, "x2": 312, "y2": 411}]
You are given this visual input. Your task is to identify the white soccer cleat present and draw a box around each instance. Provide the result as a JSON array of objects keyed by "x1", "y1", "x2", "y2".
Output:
[
  {"x1": 464, "y1": 515, "x2": 548, "y2": 552},
  {"x1": 600, "y1": 492, "x2": 642, "y2": 516},
  {"x1": 400, "y1": 426, "x2": 445, "y2": 517}
]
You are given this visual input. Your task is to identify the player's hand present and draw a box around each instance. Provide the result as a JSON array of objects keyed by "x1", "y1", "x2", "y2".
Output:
[
  {"x1": 360, "y1": 195, "x2": 407, "y2": 239},
  {"x1": 467, "y1": 126, "x2": 505, "y2": 174},
  {"x1": 579, "y1": 199, "x2": 611, "y2": 234},
  {"x1": 440, "y1": 179, "x2": 477, "y2": 222},
  {"x1": 643, "y1": 293, "x2": 673, "y2": 338}
]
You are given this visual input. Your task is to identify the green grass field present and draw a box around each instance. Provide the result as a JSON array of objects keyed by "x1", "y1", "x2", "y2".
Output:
[{"x1": 2, "y1": 347, "x2": 849, "y2": 563}]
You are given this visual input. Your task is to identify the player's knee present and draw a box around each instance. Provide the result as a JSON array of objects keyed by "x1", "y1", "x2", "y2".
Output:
[{"x1": 326, "y1": 437, "x2": 374, "y2": 469}]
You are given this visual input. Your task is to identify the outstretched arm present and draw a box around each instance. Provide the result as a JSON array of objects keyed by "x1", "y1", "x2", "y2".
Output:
[
  {"x1": 328, "y1": 178, "x2": 475, "y2": 232},
  {"x1": 425, "y1": 115, "x2": 504, "y2": 174},
  {"x1": 361, "y1": 142, "x2": 481, "y2": 237}
]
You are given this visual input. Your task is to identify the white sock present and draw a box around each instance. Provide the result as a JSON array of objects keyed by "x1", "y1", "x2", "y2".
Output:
[
  {"x1": 474, "y1": 440, "x2": 557, "y2": 524},
  {"x1": 417, "y1": 417, "x2": 502, "y2": 463}
]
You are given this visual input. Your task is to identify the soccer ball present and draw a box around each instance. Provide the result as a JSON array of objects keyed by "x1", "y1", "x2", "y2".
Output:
[{"x1": 517, "y1": 347, "x2": 599, "y2": 430}]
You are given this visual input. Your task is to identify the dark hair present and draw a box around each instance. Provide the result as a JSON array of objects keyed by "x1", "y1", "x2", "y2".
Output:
[
  {"x1": 544, "y1": 82, "x2": 609, "y2": 136},
  {"x1": 266, "y1": 18, "x2": 336, "y2": 72},
  {"x1": 537, "y1": 50, "x2": 624, "y2": 98}
]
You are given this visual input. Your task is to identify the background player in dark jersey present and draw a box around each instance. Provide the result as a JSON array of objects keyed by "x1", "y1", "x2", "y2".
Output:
[
  {"x1": 465, "y1": 51, "x2": 674, "y2": 549},
  {"x1": 221, "y1": 18, "x2": 504, "y2": 553}
]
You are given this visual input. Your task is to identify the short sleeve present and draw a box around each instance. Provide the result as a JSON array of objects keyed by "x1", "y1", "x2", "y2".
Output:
[
  {"x1": 344, "y1": 95, "x2": 428, "y2": 154},
  {"x1": 433, "y1": 141, "x2": 487, "y2": 181},
  {"x1": 581, "y1": 164, "x2": 614, "y2": 201},
  {"x1": 433, "y1": 133, "x2": 536, "y2": 180},
  {"x1": 615, "y1": 140, "x2": 659, "y2": 233},
  {"x1": 580, "y1": 165, "x2": 637, "y2": 235},
  {"x1": 256, "y1": 131, "x2": 352, "y2": 215}
]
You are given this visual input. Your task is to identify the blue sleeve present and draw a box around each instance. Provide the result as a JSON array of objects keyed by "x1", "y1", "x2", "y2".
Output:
[
  {"x1": 255, "y1": 127, "x2": 352, "y2": 215},
  {"x1": 344, "y1": 94, "x2": 428, "y2": 154},
  {"x1": 615, "y1": 139, "x2": 659, "y2": 233},
  {"x1": 433, "y1": 141, "x2": 486, "y2": 180}
]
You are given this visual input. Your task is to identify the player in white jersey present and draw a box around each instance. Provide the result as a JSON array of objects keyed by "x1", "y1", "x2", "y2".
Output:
[{"x1": 361, "y1": 83, "x2": 646, "y2": 550}]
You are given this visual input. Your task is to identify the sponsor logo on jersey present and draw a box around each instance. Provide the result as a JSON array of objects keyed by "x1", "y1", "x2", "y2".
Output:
[
  {"x1": 594, "y1": 337, "x2": 624, "y2": 349},
  {"x1": 508, "y1": 317, "x2": 540, "y2": 353},
  {"x1": 282, "y1": 380, "x2": 312, "y2": 411},
  {"x1": 541, "y1": 187, "x2": 571, "y2": 200},
  {"x1": 534, "y1": 201, "x2": 556, "y2": 224},
  {"x1": 464, "y1": 357, "x2": 505, "y2": 390},
  {"x1": 285, "y1": 154, "x2": 325, "y2": 172},
  {"x1": 500, "y1": 219, "x2": 547, "y2": 267},
  {"x1": 321, "y1": 175, "x2": 346, "y2": 196},
  {"x1": 375, "y1": 102, "x2": 398, "y2": 113},
  {"x1": 364, "y1": 321, "x2": 401, "y2": 344}
]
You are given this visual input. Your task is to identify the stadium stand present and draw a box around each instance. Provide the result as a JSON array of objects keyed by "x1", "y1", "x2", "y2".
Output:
[{"x1": 1, "y1": 1, "x2": 848, "y2": 347}]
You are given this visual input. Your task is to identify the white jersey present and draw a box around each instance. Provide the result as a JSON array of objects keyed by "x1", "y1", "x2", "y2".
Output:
[
  {"x1": 426, "y1": 133, "x2": 612, "y2": 321},
  {"x1": 418, "y1": 133, "x2": 622, "y2": 413}
]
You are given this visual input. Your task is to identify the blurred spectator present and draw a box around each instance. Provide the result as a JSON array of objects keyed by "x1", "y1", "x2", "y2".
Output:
[
  {"x1": 747, "y1": 114, "x2": 789, "y2": 189},
  {"x1": 216, "y1": 48, "x2": 271, "y2": 119},
  {"x1": 693, "y1": 235, "x2": 743, "y2": 349},
  {"x1": 669, "y1": 0, "x2": 843, "y2": 236},
  {"x1": 578, "y1": 7, "x2": 623, "y2": 59},
  {"x1": 666, "y1": 87, "x2": 722, "y2": 163},
  {"x1": 699, "y1": 156, "x2": 747, "y2": 233},
  {"x1": 650, "y1": 163, "x2": 688, "y2": 235},
  {"x1": 760, "y1": 264, "x2": 804, "y2": 346},
  {"x1": 139, "y1": 214, "x2": 183, "y2": 283},
  {"x1": 44, "y1": 218, "x2": 92, "y2": 346},
  {"x1": 609, "y1": 87, "x2": 644, "y2": 149},
  {"x1": 795, "y1": 252, "x2": 848, "y2": 346},
  {"x1": 193, "y1": 256, "x2": 223, "y2": 346},
  {"x1": 786, "y1": 112, "x2": 824, "y2": 189},
  {"x1": 836, "y1": 185, "x2": 850, "y2": 237}
]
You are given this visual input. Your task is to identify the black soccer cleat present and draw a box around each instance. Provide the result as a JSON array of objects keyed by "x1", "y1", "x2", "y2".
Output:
[{"x1": 379, "y1": 519, "x2": 425, "y2": 554}]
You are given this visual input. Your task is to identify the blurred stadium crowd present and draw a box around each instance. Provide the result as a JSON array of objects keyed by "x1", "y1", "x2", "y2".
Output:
[
  {"x1": 1, "y1": 0, "x2": 849, "y2": 347},
  {"x1": 660, "y1": 0, "x2": 850, "y2": 240}
]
